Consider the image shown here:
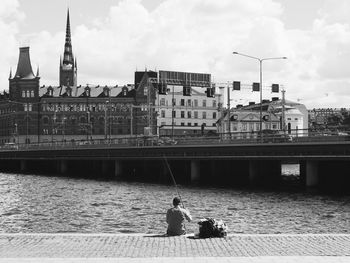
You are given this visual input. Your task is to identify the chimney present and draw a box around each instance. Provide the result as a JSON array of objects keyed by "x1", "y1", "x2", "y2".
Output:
[
  {"x1": 249, "y1": 102, "x2": 255, "y2": 105},
  {"x1": 262, "y1": 99, "x2": 270, "y2": 103},
  {"x1": 236, "y1": 104, "x2": 243, "y2": 108},
  {"x1": 272, "y1": 97, "x2": 279, "y2": 101}
]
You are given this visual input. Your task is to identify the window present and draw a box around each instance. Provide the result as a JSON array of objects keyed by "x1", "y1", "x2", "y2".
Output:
[
  {"x1": 181, "y1": 122, "x2": 185, "y2": 126},
  {"x1": 172, "y1": 110, "x2": 176, "y2": 118},
  {"x1": 272, "y1": 124, "x2": 277, "y2": 129},
  {"x1": 202, "y1": 112, "x2": 207, "y2": 119},
  {"x1": 43, "y1": 117, "x2": 49, "y2": 124},
  {"x1": 194, "y1": 99, "x2": 198, "y2": 107},
  {"x1": 187, "y1": 99, "x2": 191, "y2": 107},
  {"x1": 188, "y1": 123, "x2": 191, "y2": 126},
  {"x1": 187, "y1": 111, "x2": 191, "y2": 118},
  {"x1": 295, "y1": 118, "x2": 298, "y2": 120},
  {"x1": 30, "y1": 90, "x2": 34, "y2": 97},
  {"x1": 22, "y1": 91, "x2": 25, "y2": 97},
  {"x1": 287, "y1": 118, "x2": 291, "y2": 120},
  {"x1": 202, "y1": 100, "x2": 207, "y2": 107},
  {"x1": 194, "y1": 111, "x2": 198, "y2": 119},
  {"x1": 194, "y1": 123, "x2": 198, "y2": 126},
  {"x1": 181, "y1": 111, "x2": 185, "y2": 118},
  {"x1": 242, "y1": 123, "x2": 247, "y2": 131},
  {"x1": 213, "y1": 112, "x2": 217, "y2": 119},
  {"x1": 212, "y1": 100, "x2": 217, "y2": 107},
  {"x1": 160, "y1": 98, "x2": 166, "y2": 106},
  {"x1": 161, "y1": 110, "x2": 165, "y2": 118},
  {"x1": 181, "y1": 99, "x2": 185, "y2": 106},
  {"x1": 172, "y1": 98, "x2": 176, "y2": 106}
]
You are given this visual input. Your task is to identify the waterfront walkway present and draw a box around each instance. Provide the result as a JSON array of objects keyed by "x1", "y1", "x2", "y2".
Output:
[{"x1": 0, "y1": 233, "x2": 349, "y2": 262}]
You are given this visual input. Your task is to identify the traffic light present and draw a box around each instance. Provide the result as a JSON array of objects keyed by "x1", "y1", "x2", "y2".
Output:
[
  {"x1": 233, "y1": 81, "x2": 241, "y2": 90},
  {"x1": 272, "y1": 84, "x2": 279, "y2": 93},
  {"x1": 158, "y1": 83, "x2": 167, "y2": 94},
  {"x1": 183, "y1": 85, "x2": 191, "y2": 96},
  {"x1": 206, "y1": 84, "x2": 215, "y2": 97},
  {"x1": 252, "y1": 82, "x2": 260, "y2": 92}
]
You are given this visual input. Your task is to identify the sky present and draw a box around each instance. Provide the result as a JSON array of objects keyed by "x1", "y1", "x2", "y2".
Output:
[{"x1": 1, "y1": 0, "x2": 350, "y2": 109}]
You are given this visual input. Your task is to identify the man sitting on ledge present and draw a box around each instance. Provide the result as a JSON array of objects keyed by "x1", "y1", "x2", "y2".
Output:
[{"x1": 166, "y1": 197, "x2": 192, "y2": 236}]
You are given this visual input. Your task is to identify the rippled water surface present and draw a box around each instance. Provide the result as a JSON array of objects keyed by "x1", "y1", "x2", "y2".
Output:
[{"x1": 0, "y1": 171, "x2": 349, "y2": 234}]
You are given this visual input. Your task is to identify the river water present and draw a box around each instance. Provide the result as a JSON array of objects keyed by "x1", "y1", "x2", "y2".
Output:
[{"x1": 0, "y1": 166, "x2": 349, "y2": 234}]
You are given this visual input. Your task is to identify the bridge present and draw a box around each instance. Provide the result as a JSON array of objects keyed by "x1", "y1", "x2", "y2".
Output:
[{"x1": 0, "y1": 132, "x2": 350, "y2": 192}]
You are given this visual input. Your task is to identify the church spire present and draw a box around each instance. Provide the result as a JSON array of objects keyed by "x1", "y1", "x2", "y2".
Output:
[
  {"x1": 63, "y1": 8, "x2": 73, "y2": 65},
  {"x1": 60, "y1": 9, "x2": 77, "y2": 87}
]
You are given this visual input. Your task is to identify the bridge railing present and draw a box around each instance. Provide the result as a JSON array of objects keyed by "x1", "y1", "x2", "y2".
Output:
[{"x1": 1, "y1": 128, "x2": 350, "y2": 151}]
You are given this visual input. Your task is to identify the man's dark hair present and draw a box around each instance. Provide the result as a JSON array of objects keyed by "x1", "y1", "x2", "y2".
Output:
[{"x1": 173, "y1": 197, "x2": 181, "y2": 206}]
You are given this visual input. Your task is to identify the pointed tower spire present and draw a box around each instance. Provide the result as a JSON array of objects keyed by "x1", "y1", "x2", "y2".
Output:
[
  {"x1": 63, "y1": 8, "x2": 73, "y2": 65},
  {"x1": 60, "y1": 9, "x2": 77, "y2": 87},
  {"x1": 36, "y1": 65, "x2": 40, "y2": 77},
  {"x1": 9, "y1": 68, "x2": 12, "y2": 79}
]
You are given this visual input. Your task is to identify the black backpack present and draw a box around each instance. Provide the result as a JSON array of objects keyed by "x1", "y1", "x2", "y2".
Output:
[{"x1": 198, "y1": 218, "x2": 227, "y2": 238}]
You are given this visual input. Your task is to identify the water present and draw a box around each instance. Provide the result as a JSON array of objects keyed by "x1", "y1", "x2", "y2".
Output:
[{"x1": 0, "y1": 171, "x2": 349, "y2": 234}]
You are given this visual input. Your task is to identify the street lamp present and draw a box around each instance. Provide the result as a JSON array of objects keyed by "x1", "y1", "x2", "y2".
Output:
[{"x1": 232, "y1": 52, "x2": 287, "y2": 140}]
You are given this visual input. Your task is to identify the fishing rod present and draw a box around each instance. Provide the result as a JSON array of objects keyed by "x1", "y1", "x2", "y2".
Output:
[{"x1": 163, "y1": 155, "x2": 185, "y2": 209}]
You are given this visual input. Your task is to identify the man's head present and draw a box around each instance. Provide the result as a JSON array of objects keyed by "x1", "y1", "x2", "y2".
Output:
[{"x1": 173, "y1": 197, "x2": 181, "y2": 206}]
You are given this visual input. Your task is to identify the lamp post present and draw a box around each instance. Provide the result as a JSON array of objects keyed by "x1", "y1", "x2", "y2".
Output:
[
  {"x1": 232, "y1": 52, "x2": 286, "y2": 141},
  {"x1": 105, "y1": 100, "x2": 109, "y2": 140}
]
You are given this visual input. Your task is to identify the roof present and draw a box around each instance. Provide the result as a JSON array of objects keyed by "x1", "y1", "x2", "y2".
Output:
[
  {"x1": 13, "y1": 47, "x2": 37, "y2": 80},
  {"x1": 39, "y1": 84, "x2": 135, "y2": 99}
]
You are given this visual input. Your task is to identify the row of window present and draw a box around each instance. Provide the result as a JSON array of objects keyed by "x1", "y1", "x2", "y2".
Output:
[
  {"x1": 42, "y1": 116, "x2": 132, "y2": 125},
  {"x1": 41, "y1": 103, "x2": 133, "y2": 113},
  {"x1": 22, "y1": 90, "x2": 35, "y2": 98},
  {"x1": 159, "y1": 98, "x2": 216, "y2": 108},
  {"x1": 160, "y1": 122, "x2": 216, "y2": 127},
  {"x1": 42, "y1": 128, "x2": 130, "y2": 135},
  {"x1": 229, "y1": 123, "x2": 278, "y2": 131},
  {"x1": 160, "y1": 110, "x2": 217, "y2": 119}
]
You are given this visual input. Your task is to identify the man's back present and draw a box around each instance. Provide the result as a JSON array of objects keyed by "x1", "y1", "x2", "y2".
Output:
[{"x1": 166, "y1": 206, "x2": 191, "y2": 236}]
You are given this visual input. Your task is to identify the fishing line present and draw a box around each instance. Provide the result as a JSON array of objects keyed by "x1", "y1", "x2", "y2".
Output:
[{"x1": 163, "y1": 155, "x2": 185, "y2": 209}]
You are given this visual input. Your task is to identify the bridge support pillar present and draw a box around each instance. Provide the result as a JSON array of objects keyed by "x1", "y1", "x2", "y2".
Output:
[
  {"x1": 191, "y1": 160, "x2": 200, "y2": 183},
  {"x1": 60, "y1": 160, "x2": 68, "y2": 174},
  {"x1": 115, "y1": 161, "x2": 122, "y2": 178},
  {"x1": 249, "y1": 160, "x2": 281, "y2": 186},
  {"x1": 305, "y1": 161, "x2": 319, "y2": 187},
  {"x1": 20, "y1": 160, "x2": 27, "y2": 172},
  {"x1": 102, "y1": 161, "x2": 108, "y2": 175}
]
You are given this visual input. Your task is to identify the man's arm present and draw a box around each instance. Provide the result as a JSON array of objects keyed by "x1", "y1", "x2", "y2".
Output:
[
  {"x1": 182, "y1": 208, "x2": 192, "y2": 222},
  {"x1": 166, "y1": 209, "x2": 170, "y2": 223}
]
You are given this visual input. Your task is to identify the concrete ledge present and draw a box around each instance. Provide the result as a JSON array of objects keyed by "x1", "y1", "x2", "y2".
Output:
[{"x1": 0, "y1": 234, "x2": 349, "y2": 259}]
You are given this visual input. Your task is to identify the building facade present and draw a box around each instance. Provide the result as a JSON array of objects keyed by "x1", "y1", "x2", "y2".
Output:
[
  {"x1": 217, "y1": 98, "x2": 308, "y2": 137},
  {"x1": 0, "y1": 10, "x2": 221, "y2": 145}
]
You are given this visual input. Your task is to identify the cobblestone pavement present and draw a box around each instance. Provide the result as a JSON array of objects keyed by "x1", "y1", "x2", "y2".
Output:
[{"x1": 0, "y1": 234, "x2": 349, "y2": 262}]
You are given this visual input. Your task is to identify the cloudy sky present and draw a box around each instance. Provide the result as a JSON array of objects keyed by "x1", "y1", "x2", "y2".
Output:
[{"x1": 1, "y1": 0, "x2": 350, "y2": 109}]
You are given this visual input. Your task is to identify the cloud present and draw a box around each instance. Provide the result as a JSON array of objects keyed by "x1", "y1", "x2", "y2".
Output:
[
  {"x1": 0, "y1": 0, "x2": 25, "y2": 89},
  {"x1": 2, "y1": 0, "x2": 350, "y2": 109}
]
